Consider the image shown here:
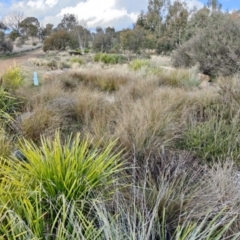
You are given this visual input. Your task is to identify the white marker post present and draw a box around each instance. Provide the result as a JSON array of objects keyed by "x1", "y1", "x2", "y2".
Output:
[{"x1": 33, "y1": 71, "x2": 39, "y2": 86}]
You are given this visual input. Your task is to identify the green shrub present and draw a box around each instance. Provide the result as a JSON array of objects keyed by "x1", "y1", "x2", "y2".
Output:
[
  {"x1": 100, "y1": 53, "x2": 117, "y2": 64},
  {"x1": 84, "y1": 48, "x2": 90, "y2": 54},
  {"x1": 172, "y1": 13, "x2": 240, "y2": 77},
  {"x1": 129, "y1": 59, "x2": 150, "y2": 71},
  {"x1": 93, "y1": 52, "x2": 102, "y2": 62},
  {"x1": 93, "y1": 53, "x2": 127, "y2": 64},
  {"x1": 71, "y1": 57, "x2": 84, "y2": 65},
  {"x1": 43, "y1": 30, "x2": 71, "y2": 52},
  {"x1": 1, "y1": 65, "x2": 24, "y2": 90}
]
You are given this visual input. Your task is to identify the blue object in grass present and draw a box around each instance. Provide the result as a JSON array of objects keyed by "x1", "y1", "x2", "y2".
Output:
[{"x1": 33, "y1": 71, "x2": 39, "y2": 86}]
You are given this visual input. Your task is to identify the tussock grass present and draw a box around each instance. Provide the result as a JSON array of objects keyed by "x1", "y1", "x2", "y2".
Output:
[
  {"x1": 158, "y1": 67, "x2": 200, "y2": 88},
  {"x1": 69, "y1": 69, "x2": 129, "y2": 92},
  {"x1": 114, "y1": 88, "x2": 188, "y2": 158}
]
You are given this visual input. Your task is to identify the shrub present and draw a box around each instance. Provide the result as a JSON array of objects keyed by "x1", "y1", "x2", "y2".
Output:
[
  {"x1": 93, "y1": 52, "x2": 102, "y2": 62},
  {"x1": 71, "y1": 57, "x2": 84, "y2": 65},
  {"x1": 1, "y1": 65, "x2": 24, "y2": 90},
  {"x1": 93, "y1": 53, "x2": 127, "y2": 64},
  {"x1": 43, "y1": 30, "x2": 71, "y2": 52},
  {"x1": 129, "y1": 59, "x2": 150, "y2": 71},
  {"x1": 0, "y1": 40, "x2": 13, "y2": 53},
  {"x1": 172, "y1": 13, "x2": 240, "y2": 77}
]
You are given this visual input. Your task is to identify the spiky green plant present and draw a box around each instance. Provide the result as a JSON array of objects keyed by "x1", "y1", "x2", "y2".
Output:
[{"x1": 0, "y1": 132, "x2": 123, "y2": 238}]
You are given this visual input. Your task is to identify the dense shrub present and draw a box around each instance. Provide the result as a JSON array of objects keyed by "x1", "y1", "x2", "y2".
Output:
[
  {"x1": 0, "y1": 40, "x2": 13, "y2": 53},
  {"x1": 129, "y1": 59, "x2": 150, "y2": 71},
  {"x1": 71, "y1": 57, "x2": 84, "y2": 65},
  {"x1": 172, "y1": 13, "x2": 240, "y2": 77},
  {"x1": 2, "y1": 65, "x2": 24, "y2": 90},
  {"x1": 94, "y1": 53, "x2": 127, "y2": 64},
  {"x1": 43, "y1": 30, "x2": 71, "y2": 52}
]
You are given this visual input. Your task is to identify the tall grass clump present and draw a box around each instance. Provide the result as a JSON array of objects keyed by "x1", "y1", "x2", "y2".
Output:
[
  {"x1": 91, "y1": 158, "x2": 239, "y2": 240},
  {"x1": 114, "y1": 88, "x2": 187, "y2": 159},
  {"x1": 179, "y1": 74, "x2": 240, "y2": 163},
  {"x1": 69, "y1": 69, "x2": 128, "y2": 92},
  {"x1": 180, "y1": 114, "x2": 240, "y2": 163},
  {"x1": 0, "y1": 132, "x2": 123, "y2": 238},
  {"x1": 157, "y1": 66, "x2": 200, "y2": 88},
  {"x1": 1, "y1": 65, "x2": 24, "y2": 90},
  {"x1": 0, "y1": 87, "x2": 20, "y2": 131}
]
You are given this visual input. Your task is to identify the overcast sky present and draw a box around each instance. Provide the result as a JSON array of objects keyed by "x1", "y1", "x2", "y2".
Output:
[{"x1": 0, "y1": 0, "x2": 239, "y2": 30}]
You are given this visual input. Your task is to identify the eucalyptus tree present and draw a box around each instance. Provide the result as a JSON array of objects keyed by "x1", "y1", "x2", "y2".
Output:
[
  {"x1": 19, "y1": 17, "x2": 40, "y2": 40},
  {"x1": 57, "y1": 14, "x2": 78, "y2": 31}
]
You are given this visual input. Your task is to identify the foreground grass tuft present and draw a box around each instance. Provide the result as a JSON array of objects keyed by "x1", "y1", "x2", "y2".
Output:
[{"x1": 0, "y1": 132, "x2": 123, "y2": 238}]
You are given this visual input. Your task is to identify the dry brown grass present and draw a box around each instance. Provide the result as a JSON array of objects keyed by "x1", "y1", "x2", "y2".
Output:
[
  {"x1": 68, "y1": 68, "x2": 129, "y2": 92},
  {"x1": 113, "y1": 88, "x2": 189, "y2": 159}
]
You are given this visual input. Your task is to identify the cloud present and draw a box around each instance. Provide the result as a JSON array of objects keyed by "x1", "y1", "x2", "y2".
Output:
[
  {"x1": 56, "y1": 0, "x2": 137, "y2": 29},
  {"x1": 27, "y1": 0, "x2": 45, "y2": 9},
  {"x1": 26, "y1": 0, "x2": 58, "y2": 9},
  {"x1": 183, "y1": 0, "x2": 204, "y2": 9},
  {"x1": 45, "y1": 0, "x2": 58, "y2": 8}
]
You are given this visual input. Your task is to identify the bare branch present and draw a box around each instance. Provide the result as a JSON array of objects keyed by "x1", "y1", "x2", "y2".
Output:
[{"x1": 2, "y1": 11, "x2": 25, "y2": 33}]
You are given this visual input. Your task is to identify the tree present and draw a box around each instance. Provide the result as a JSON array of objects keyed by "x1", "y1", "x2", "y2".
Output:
[
  {"x1": 8, "y1": 30, "x2": 20, "y2": 41},
  {"x1": 172, "y1": 13, "x2": 240, "y2": 77},
  {"x1": 92, "y1": 26, "x2": 105, "y2": 52},
  {"x1": 0, "y1": 31, "x2": 13, "y2": 53},
  {"x1": 43, "y1": 30, "x2": 71, "y2": 51},
  {"x1": 105, "y1": 27, "x2": 116, "y2": 52},
  {"x1": 57, "y1": 14, "x2": 77, "y2": 31},
  {"x1": 120, "y1": 26, "x2": 145, "y2": 53},
  {"x1": 0, "y1": 22, "x2": 7, "y2": 30},
  {"x1": 185, "y1": 7, "x2": 210, "y2": 41},
  {"x1": 156, "y1": 1, "x2": 189, "y2": 53},
  {"x1": 207, "y1": 0, "x2": 222, "y2": 11},
  {"x1": 71, "y1": 20, "x2": 91, "y2": 54},
  {"x1": 42, "y1": 23, "x2": 54, "y2": 38},
  {"x1": 19, "y1": 17, "x2": 40, "y2": 41},
  {"x1": 2, "y1": 11, "x2": 24, "y2": 34}
]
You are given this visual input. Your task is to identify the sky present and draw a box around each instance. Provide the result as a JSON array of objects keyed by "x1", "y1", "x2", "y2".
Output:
[{"x1": 0, "y1": 0, "x2": 240, "y2": 31}]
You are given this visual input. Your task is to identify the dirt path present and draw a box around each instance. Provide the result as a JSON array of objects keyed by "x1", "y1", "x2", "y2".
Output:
[{"x1": 0, "y1": 49, "x2": 45, "y2": 72}]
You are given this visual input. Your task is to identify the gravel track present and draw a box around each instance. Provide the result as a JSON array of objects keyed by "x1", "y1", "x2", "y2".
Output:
[{"x1": 0, "y1": 49, "x2": 45, "y2": 71}]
